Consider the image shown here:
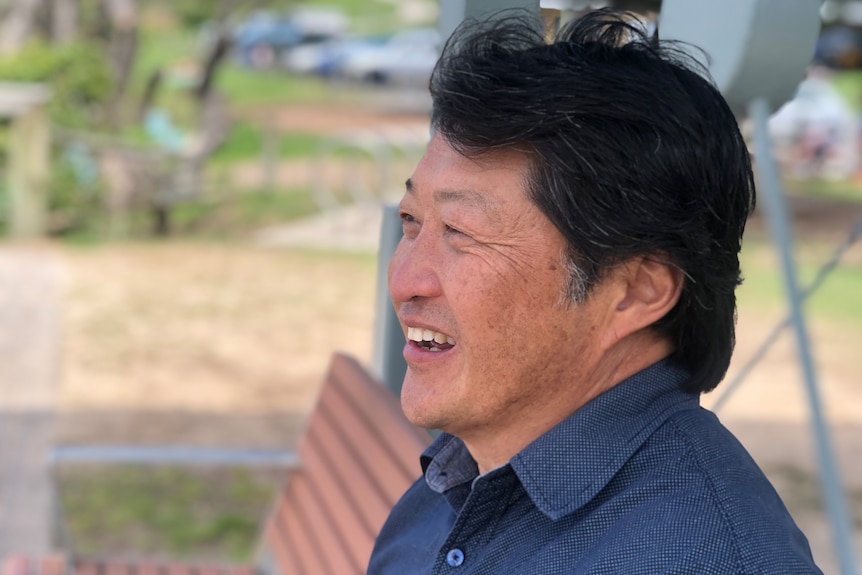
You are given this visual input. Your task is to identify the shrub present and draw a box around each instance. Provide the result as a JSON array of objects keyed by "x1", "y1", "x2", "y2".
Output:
[{"x1": 0, "y1": 40, "x2": 112, "y2": 128}]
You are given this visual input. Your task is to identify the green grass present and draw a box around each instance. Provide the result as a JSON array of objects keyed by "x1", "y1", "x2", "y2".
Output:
[
  {"x1": 242, "y1": 0, "x2": 404, "y2": 34},
  {"x1": 785, "y1": 178, "x2": 862, "y2": 203},
  {"x1": 168, "y1": 187, "x2": 322, "y2": 237},
  {"x1": 738, "y1": 240, "x2": 862, "y2": 328},
  {"x1": 50, "y1": 184, "x2": 324, "y2": 243},
  {"x1": 210, "y1": 122, "x2": 325, "y2": 163},
  {"x1": 216, "y1": 67, "x2": 338, "y2": 107},
  {"x1": 233, "y1": 187, "x2": 321, "y2": 223},
  {"x1": 58, "y1": 465, "x2": 283, "y2": 562},
  {"x1": 804, "y1": 262, "x2": 862, "y2": 324},
  {"x1": 829, "y1": 70, "x2": 862, "y2": 112},
  {"x1": 132, "y1": 34, "x2": 342, "y2": 113},
  {"x1": 127, "y1": 29, "x2": 330, "y2": 129},
  {"x1": 132, "y1": 28, "x2": 199, "y2": 94},
  {"x1": 300, "y1": 0, "x2": 397, "y2": 21}
]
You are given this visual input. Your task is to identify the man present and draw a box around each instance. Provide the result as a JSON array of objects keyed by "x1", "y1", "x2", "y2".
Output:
[{"x1": 368, "y1": 8, "x2": 822, "y2": 575}]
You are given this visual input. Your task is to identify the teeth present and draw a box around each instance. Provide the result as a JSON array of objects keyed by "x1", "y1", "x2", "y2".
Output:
[{"x1": 407, "y1": 326, "x2": 455, "y2": 346}]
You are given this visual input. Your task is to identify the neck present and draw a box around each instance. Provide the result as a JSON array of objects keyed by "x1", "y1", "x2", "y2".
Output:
[{"x1": 462, "y1": 335, "x2": 674, "y2": 474}]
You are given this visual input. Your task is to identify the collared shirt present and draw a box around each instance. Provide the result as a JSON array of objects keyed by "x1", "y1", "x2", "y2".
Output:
[{"x1": 367, "y1": 360, "x2": 822, "y2": 574}]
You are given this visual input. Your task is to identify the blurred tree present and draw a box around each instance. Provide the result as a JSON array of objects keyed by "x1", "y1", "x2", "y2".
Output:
[
  {"x1": 51, "y1": 0, "x2": 79, "y2": 45},
  {"x1": 0, "y1": 0, "x2": 293, "y2": 237},
  {"x1": 195, "y1": 0, "x2": 260, "y2": 102},
  {"x1": 173, "y1": 0, "x2": 228, "y2": 29},
  {"x1": 0, "y1": 0, "x2": 44, "y2": 54},
  {"x1": 0, "y1": 0, "x2": 114, "y2": 124},
  {"x1": 0, "y1": 0, "x2": 112, "y2": 128},
  {"x1": 100, "y1": 0, "x2": 138, "y2": 127},
  {"x1": 134, "y1": 0, "x2": 258, "y2": 235}
]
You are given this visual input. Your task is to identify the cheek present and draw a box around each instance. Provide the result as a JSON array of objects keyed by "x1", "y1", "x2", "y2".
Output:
[
  {"x1": 494, "y1": 281, "x2": 575, "y2": 360},
  {"x1": 445, "y1": 247, "x2": 571, "y2": 343},
  {"x1": 460, "y1": 285, "x2": 557, "y2": 358}
]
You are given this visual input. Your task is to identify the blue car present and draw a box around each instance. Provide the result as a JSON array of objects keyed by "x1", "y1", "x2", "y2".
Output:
[{"x1": 233, "y1": 11, "x2": 303, "y2": 68}]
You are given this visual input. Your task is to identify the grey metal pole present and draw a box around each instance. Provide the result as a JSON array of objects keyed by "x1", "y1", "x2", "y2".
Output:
[
  {"x1": 712, "y1": 220, "x2": 862, "y2": 413},
  {"x1": 372, "y1": 203, "x2": 408, "y2": 396},
  {"x1": 749, "y1": 96, "x2": 859, "y2": 575}
]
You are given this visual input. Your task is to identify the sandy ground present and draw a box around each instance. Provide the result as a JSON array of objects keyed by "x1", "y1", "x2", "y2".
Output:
[{"x1": 56, "y1": 244, "x2": 379, "y2": 449}]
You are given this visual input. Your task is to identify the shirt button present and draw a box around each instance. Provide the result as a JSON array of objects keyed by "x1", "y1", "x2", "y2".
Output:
[{"x1": 446, "y1": 548, "x2": 465, "y2": 567}]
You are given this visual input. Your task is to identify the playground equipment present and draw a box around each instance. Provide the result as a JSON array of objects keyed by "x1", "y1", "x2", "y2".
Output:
[{"x1": 662, "y1": 2, "x2": 856, "y2": 573}]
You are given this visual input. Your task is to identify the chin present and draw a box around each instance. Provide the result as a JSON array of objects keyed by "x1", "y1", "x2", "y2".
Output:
[
  {"x1": 400, "y1": 374, "x2": 450, "y2": 430},
  {"x1": 400, "y1": 393, "x2": 441, "y2": 430}
]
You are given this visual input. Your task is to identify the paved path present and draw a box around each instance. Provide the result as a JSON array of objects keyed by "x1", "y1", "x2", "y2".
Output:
[
  {"x1": 0, "y1": 249, "x2": 61, "y2": 558},
  {"x1": 252, "y1": 203, "x2": 387, "y2": 253}
]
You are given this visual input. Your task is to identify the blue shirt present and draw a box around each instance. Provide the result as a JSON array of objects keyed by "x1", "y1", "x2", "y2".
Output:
[{"x1": 367, "y1": 360, "x2": 822, "y2": 574}]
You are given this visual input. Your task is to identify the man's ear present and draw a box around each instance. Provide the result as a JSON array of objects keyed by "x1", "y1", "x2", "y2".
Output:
[{"x1": 604, "y1": 256, "x2": 683, "y2": 345}]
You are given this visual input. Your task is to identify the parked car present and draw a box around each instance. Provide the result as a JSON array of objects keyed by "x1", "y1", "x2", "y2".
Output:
[
  {"x1": 233, "y1": 11, "x2": 300, "y2": 68},
  {"x1": 283, "y1": 36, "x2": 388, "y2": 77},
  {"x1": 335, "y1": 28, "x2": 441, "y2": 87},
  {"x1": 289, "y1": 6, "x2": 349, "y2": 40},
  {"x1": 232, "y1": 7, "x2": 348, "y2": 69}
]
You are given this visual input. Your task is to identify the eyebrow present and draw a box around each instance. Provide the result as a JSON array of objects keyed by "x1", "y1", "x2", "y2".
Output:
[{"x1": 404, "y1": 178, "x2": 492, "y2": 213}]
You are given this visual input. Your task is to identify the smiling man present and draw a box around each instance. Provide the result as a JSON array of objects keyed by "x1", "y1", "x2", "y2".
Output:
[{"x1": 367, "y1": 9, "x2": 822, "y2": 575}]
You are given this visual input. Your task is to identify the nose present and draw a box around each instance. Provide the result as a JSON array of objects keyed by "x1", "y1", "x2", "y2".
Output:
[{"x1": 388, "y1": 235, "x2": 443, "y2": 304}]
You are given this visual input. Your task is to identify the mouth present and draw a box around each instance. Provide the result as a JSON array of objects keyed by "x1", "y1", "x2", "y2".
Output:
[{"x1": 406, "y1": 326, "x2": 456, "y2": 352}]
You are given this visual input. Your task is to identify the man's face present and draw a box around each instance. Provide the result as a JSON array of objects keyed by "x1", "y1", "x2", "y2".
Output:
[{"x1": 389, "y1": 134, "x2": 616, "y2": 440}]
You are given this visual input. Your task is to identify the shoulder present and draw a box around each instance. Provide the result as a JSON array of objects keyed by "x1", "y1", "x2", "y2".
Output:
[{"x1": 608, "y1": 407, "x2": 821, "y2": 574}]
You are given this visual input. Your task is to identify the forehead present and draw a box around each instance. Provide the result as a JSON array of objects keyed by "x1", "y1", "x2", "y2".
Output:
[{"x1": 406, "y1": 134, "x2": 532, "y2": 207}]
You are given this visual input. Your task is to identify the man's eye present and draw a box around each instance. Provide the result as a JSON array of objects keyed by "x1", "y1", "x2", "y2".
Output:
[
  {"x1": 444, "y1": 224, "x2": 471, "y2": 240},
  {"x1": 400, "y1": 212, "x2": 420, "y2": 237},
  {"x1": 400, "y1": 212, "x2": 419, "y2": 228}
]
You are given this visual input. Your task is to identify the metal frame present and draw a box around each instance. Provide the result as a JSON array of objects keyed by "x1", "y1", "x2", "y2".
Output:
[{"x1": 750, "y1": 97, "x2": 858, "y2": 575}]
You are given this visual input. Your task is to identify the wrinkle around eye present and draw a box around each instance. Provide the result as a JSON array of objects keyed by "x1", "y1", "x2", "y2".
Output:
[
  {"x1": 472, "y1": 237, "x2": 556, "y2": 284},
  {"x1": 444, "y1": 224, "x2": 467, "y2": 238},
  {"x1": 443, "y1": 224, "x2": 480, "y2": 249}
]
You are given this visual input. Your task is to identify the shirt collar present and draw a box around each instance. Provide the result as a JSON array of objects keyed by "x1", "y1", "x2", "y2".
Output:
[
  {"x1": 419, "y1": 360, "x2": 698, "y2": 520},
  {"x1": 421, "y1": 433, "x2": 479, "y2": 493},
  {"x1": 511, "y1": 359, "x2": 696, "y2": 519}
]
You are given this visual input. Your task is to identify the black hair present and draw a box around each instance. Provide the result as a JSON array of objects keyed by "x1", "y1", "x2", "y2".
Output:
[{"x1": 429, "y1": 9, "x2": 756, "y2": 394}]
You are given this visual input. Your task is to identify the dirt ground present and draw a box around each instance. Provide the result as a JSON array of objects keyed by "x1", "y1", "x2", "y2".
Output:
[
  {"x1": 56, "y1": 244, "x2": 379, "y2": 448},
  {"x1": 48, "y1": 104, "x2": 862, "y2": 572}
]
